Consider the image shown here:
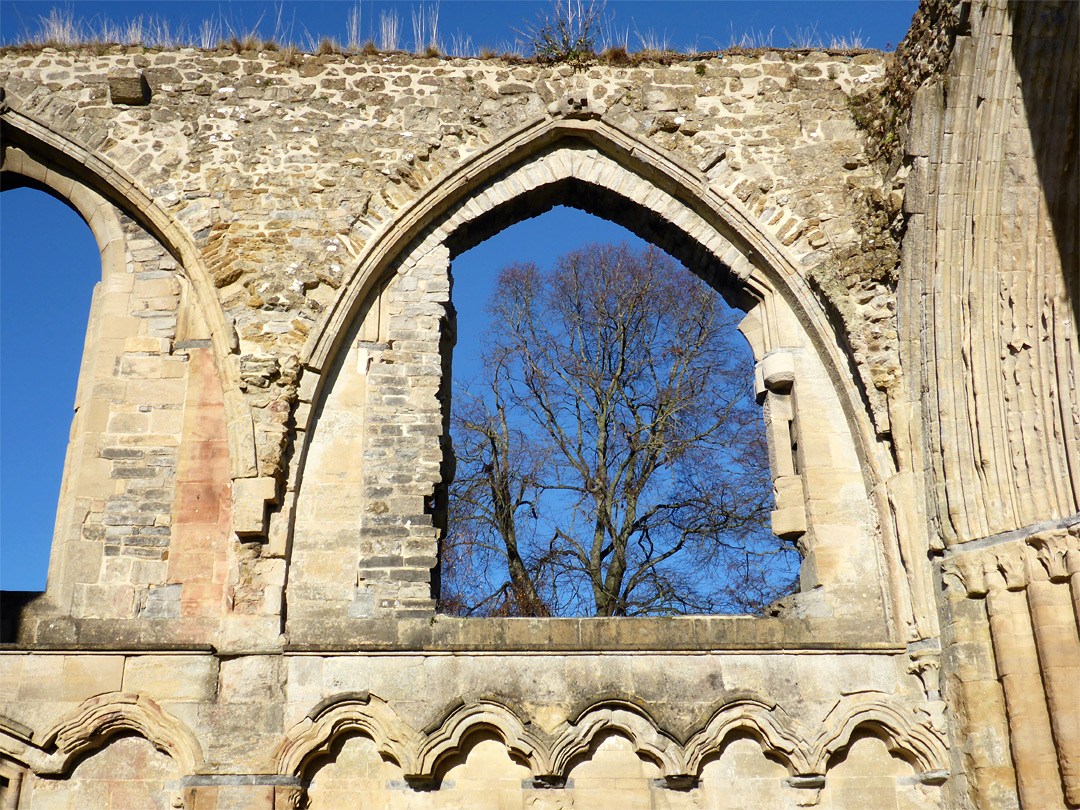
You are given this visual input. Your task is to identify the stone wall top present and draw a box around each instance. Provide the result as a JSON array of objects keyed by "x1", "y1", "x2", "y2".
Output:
[{"x1": 0, "y1": 45, "x2": 887, "y2": 362}]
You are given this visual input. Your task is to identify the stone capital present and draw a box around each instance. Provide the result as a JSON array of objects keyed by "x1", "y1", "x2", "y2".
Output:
[
  {"x1": 987, "y1": 544, "x2": 1027, "y2": 591},
  {"x1": 908, "y1": 649, "x2": 941, "y2": 700},
  {"x1": 942, "y1": 552, "x2": 987, "y2": 597},
  {"x1": 1026, "y1": 529, "x2": 1074, "y2": 581}
]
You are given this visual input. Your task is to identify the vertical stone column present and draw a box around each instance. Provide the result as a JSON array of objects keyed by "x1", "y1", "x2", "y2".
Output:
[
  {"x1": 940, "y1": 554, "x2": 1017, "y2": 810},
  {"x1": 1026, "y1": 532, "x2": 1080, "y2": 806},
  {"x1": 1068, "y1": 526, "x2": 1080, "y2": 636},
  {"x1": 984, "y1": 551, "x2": 1066, "y2": 809}
]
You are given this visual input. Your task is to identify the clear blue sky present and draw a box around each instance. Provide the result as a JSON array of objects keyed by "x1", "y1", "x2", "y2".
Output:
[
  {"x1": 1, "y1": 1, "x2": 918, "y2": 52},
  {"x1": 0, "y1": 1, "x2": 918, "y2": 591}
]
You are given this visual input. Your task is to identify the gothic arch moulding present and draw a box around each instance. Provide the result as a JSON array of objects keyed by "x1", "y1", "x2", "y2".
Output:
[
  {"x1": 683, "y1": 698, "x2": 810, "y2": 776},
  {"x1": 808, "y1": 692, "x2": 949, "y2": 781},
  {"x1": 284, "y1": 111, "x2": 906, "y2": 631},
  {"x1": 276, "y1": 693, "x2": 417, "y2": 779},
  {"x1": 25, "y1": 692, "x2": 202, "y2": 777},
  {"x1": 547, "y1": 700, "x2": 685, "y2": 779},
  {"x1": 413, "y1": 698, "x2": 551, "y2": 779},
  {"x1": 275, "y1": 692, "x2": 945, "y2": 791},
  {"x1": 0, "y1": 103, "x2": 257, "y2": 485}
]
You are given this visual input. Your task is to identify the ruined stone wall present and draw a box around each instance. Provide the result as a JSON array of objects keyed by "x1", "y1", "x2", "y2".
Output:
[
  {"x1": 1, "y1": 1, "x2": 1078, "y2": 808},
  {"x1": 889, "y1": 1, "x2": 1080, "y2": 808},
  {"x1": 0, "y1": 39, "x2": 901, "y2": 641}
]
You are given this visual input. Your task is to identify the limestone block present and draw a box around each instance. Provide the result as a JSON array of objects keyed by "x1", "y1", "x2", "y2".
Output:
[
  {"x1": 232, "y1": 476, "x2": 278, "y2": 537},
  {"x1": 108, "y1": 69, "x2": 151, "y2": 105},
  {"x1": 760, "y1": 350, "x2": 796, "y2": 392},
  {"x1": 14, "y1": 655, "x2": 66, "y2": 703},
  {"x1": 60, "y1": 654, "x2": 125, "y2": 700},
  {"x1": 773, "y1": 475, "x2": 804, "y2": 512},
  {"x1": 0, "y1": 656, "x2": 23, "y2": 701},
  {"x1": 771, "y1": 505, "x2": 807, "y2": 539},
  {"x1": 123, "y1": 336, "x2": 170, "y2": 354}
]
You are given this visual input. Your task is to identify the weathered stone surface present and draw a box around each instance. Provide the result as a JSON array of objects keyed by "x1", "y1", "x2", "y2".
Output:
[
  {"x1": 0, "y1": 2, "x2": 1077, "y2": 808},
  {"x1": 107, "y1": 68, "x2": 150, "y2": 105}
]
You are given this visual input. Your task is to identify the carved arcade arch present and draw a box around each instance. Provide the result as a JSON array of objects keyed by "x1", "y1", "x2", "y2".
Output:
[
  {"x1": 33, "y1": 692, "x2": 202, "y2": 777},
  {"x1": 808, "y1": 692, "x2": 949, "y2": 779},
  {"x1": 683, "y1": 698, "x2": 810, "y2": 776},
  {"x1": 414, "y1": 699, "x2": 551, "y2": 779},
  {"x1": 548, "y1": 700, "x2": 684, "y2": 779},
  {"x1": 277, "y1": 693, "x2": 417, "y2": 778},
  {"x1": 277, "y1": 692, "x2": 947, "y2": 800}
]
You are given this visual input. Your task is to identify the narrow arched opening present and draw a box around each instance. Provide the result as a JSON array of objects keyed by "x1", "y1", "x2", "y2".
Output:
[
  {"x1": 0, "y1": 184, "x2": 99, "y2": 594},
  {"x1": 2, "y1": 142, "x2": 232, "y2": 639}
]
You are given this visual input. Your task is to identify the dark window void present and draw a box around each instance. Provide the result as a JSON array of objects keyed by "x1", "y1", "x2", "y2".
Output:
[
  {"x1": 1, "y1": 187, "x2": 99, "y2": 591},
  {"x1": 439, "y1": 207, "x2": 799, "y2": 618}
]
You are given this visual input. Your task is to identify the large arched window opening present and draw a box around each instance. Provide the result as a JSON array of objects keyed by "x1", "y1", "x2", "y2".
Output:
[
  {"x1": 438, "y1": 206, "x2": 797, "y2": 617},
  {"x1": 0, "y1": 185, "x2": 98, "y2": 593},
  {"x1": 287, "y1": 124, "x2": 894, "y2": 640},
  {"x1": 1, "y1": 136, "x2": 232, "y2": 638}
]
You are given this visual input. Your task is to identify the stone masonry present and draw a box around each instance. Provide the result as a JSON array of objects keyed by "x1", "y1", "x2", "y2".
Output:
[{"x1": 0, "y1": 1, "x2": 1077, "y2": 807}]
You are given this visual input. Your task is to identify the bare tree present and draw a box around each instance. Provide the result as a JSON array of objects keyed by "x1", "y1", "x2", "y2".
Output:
[{"x1": 443, "y1": 243, "x2": 799, "y2": 617}]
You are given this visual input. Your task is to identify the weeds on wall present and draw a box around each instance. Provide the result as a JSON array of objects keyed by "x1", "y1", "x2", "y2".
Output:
[
  {"x1": 411, "y1": 2, "x2": 441, "y2": 56},
  {"x1": 517, "y1": 0, "x2": 605, "y2": 66},
  {"x1": 2, "y1": 1, "x2": 873, "y2": 62},
  {"x1": 377, "y1": 8, "x2": 401, "y2": 51}
]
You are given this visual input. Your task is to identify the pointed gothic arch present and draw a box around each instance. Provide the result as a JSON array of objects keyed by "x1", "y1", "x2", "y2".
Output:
[
  {"x1": 1, "y1": 105, "x2": 259, "y2": 632},
  {"x1": 0, "y1": 102, "x2": 256, "y2": 484},
  {"x1": 280, "y1": 112, "x2": 903, "y2": 632}
]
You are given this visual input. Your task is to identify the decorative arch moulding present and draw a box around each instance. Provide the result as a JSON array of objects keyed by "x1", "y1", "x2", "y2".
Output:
[
  {"x1": 274, "y1": 691, "x2": 948, "y2": 788},
  {"x1": 0, "y1": 692, "x2": 203, "y2": 779}
]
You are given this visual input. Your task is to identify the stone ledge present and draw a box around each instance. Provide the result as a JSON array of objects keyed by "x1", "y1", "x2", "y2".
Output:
[
  {"x1": 0, "y1": 612, "x2": 900, "y2": 652},
  {"x1": 1, "y1": 615, "x2": 219, "y2": 650},
  {"x1": 284, "y1": 616, "x2": 898, "y2": 652}
]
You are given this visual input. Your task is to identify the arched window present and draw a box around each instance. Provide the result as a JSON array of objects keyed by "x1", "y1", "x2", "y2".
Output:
[
  {"x1": 286, "y1": 124, "x2": 892, "y2": 639},
  {"x1": 0, "y1": 186, "x2": 98, "y2": 592}
]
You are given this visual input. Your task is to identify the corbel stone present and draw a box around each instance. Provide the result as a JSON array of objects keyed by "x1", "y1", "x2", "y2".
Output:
[
  {"x1": 760, "y1": 350, "x2": 796, "y2": 392},
  {"x1": 233, "y1": 476, "x2": 280, "y2": 538},
  {"x1": 785, "y1": 774, "x2": 825, "y2": 807},
  {"x1": 771, "y1": 508, "x2": 807, "y2": 540}
]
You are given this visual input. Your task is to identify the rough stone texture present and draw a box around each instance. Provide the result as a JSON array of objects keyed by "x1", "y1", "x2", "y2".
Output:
[{"x1": 0, "y1": 1, "x2": 1078, "y2": 808}]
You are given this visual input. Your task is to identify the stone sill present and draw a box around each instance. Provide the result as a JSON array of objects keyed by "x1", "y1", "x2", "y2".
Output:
[
  {"x1": 283, "y1": 616, "x2": 898, "y2": 653},
  {"x1": 0, "y1": 614, "x2": 900, "y2": 653}
]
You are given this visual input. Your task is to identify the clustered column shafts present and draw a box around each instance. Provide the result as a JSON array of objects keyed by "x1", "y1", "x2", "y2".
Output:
[
  {"x1": 1025, "y1": 539, "x2": 1080, "y2": 806},
  {"x1": 944, "y1": 527, "x2": 1080, "y2": 809},
  {"x1": 985, "y1": 570, "x2": 1065, "y2": 808}
]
